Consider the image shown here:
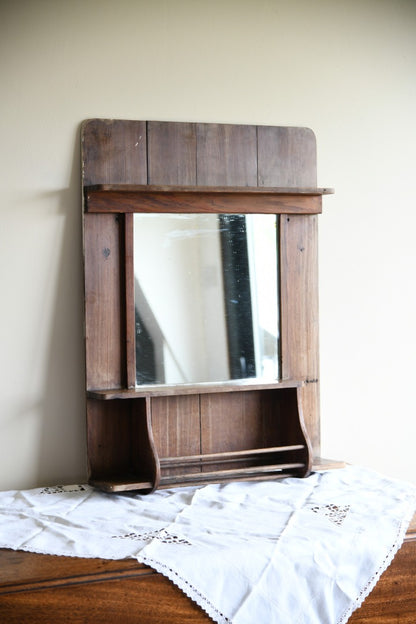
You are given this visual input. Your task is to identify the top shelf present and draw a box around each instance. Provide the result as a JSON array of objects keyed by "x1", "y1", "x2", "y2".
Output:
[
  {"x1": 87, "y1": 378, "x2": 305, "y2": 400},
  {"x1": 86, "y1": 184, "x2": 334, "y2": 194},
  {"x1": 84, "y1": 184, "x2": 334, "y2": 215}
]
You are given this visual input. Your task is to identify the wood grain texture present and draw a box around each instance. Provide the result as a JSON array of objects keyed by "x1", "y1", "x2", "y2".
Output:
[
  {"x1": 0, "y1": 574, "x2": 211, "y2": 624},
  {"x1": 82, "y1": 119, "x2": 147, "y2": 185},
  {"x1": 85, "y1": 189, "x2": 323, "y2": 214},
  {"x1": 86, "y1": 184, "x2": 332, "y2": 194},
  {"x1": 82, "y1": 120, "x2": 147, "y2": 391},
  {"x1": 150, "y1": 395, "x2": 201, "y2": 477},
  {"x1": 257, "y1": 126, "x2": 317, "y2": 187},
  {"x1": 147, "y1": 121, "x2": 197, "y2": 185},
  {"x1": 84, "y1": 214, "x2": 123, "y2": 390},
  {"x1": 200, "y1": 389, "x2": 310, "y2": 476},
  {"x1": 200, "y1": 391, "x2": 268, "y2": 464},
  {"x1": 196, "y1": 123, "x2": 257, "y2": 186},
  {"x1": 280, "y1": 214, "x2": 320, "y2": 453},
  {"x1": 0, "y1": 549, "x2": 152, "y2": 590},
  {"x1": 87, "y1": 398, "x2": 134, "y2": 479},
  {"x1": 87, "y1": 398, "x2": 159, "y2": 492}
]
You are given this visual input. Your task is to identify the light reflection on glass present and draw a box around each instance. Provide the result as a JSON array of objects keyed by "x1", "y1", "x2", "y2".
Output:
[{"x1": 133, "y1": 213, "x2": 279, "y2": 386}]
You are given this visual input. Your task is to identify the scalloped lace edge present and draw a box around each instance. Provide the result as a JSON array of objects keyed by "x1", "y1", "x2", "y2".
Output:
[
  {"x1": 0, "y1": 543, "x2": 130, "y2": 559},
  {"x1": 137, "y1": 554, "x2": 230, "y2": 623},
  {"x1": 337, "y1": 494, "x2": 416, "y2": 624}
]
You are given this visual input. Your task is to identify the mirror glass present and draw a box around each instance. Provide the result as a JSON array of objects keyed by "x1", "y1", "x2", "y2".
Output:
[{"x1": 134, "y1": 213, "x2": 279, "y2": 386}]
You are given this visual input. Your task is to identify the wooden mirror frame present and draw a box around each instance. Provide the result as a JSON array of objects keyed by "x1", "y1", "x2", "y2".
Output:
[{"x1": 81, "y1": 120, "x2": 333, "y2": 493}]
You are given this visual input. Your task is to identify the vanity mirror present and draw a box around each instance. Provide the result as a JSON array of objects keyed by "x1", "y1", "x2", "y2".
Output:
[
  {"x1": 82, "y1": 119, "x2": 332, "y2": 493},
  {"x1": 134, "y1": 213, "x2": 279, "y2": 386}
]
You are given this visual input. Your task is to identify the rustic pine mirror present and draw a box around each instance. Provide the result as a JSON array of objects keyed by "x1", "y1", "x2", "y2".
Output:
[{"x1": 82, "y1": 119, "x2": 332, "y2": 493}]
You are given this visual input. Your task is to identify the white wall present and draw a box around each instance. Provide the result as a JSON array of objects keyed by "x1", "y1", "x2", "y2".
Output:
[{"x1": 1, "y1": 0, "x2": 415, "y2": 490}]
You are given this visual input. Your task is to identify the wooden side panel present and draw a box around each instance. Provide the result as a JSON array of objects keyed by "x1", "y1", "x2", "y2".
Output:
[
  {"x1": 196, "y1": 123, "x2": 258, "y2": 186},
  {"x1": 280, "y1": 215, "x2": 320, "y2": 453},
  {"x1": 84, "y1": 214, "x2": 123, "y2": 390},
  {"x1": 82, "y1": 119, "x2": 147, "y2": 390},
  {"x1": 87, "y1": 399, "x2": 136, "y2": 480},
  {"x1": 87, "y1": 398, "x2": 158, "y2": 489},
  {"x1": 280, "y1": 216, "x2": 319, "y2": 376},
  {"x1": 258, "y1": 125, "x2": 320, "y2": 456},
  {"x1": 151, "y1": 395, "x2": 201, "y2": 476},
  {"x1": 82, "y1": 119, "x2": 147, "y2": 185},
  {"x1": 261, "y1": 388, "x2": 311, "y2": 474},
  {"x1": 147, "y1": 121, "x2": 197, "y2": 185}
]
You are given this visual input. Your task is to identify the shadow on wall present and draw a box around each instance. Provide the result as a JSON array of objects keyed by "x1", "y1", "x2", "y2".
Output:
[{"x1": 35, "y1": 126, "x2": 87, "y2": 486}]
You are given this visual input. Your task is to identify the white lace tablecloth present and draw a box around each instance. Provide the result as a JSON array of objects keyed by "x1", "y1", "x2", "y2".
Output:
[{"x1": 0, "y1": 465, "x2": 415, "y2": 624}]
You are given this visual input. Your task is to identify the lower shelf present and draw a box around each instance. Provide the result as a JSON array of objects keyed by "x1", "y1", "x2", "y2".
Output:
[
  {"x1": 89, "y1": 458, "x2": 348, "y2": 493},
  {"x1": 87, "y1": 384, "x2": 312, "y2": 493},
  {"x1": 91, "y1": 462, "x2": 307, "y2": 493},
  {"x1": 89, "y1": 478, "x2": 154, "y2": 493}
]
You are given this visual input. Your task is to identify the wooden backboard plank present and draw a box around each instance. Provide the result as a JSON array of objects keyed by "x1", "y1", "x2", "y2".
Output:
[
  {"x1": 147, "y1": 121, "x2": 197, "y2": 185},
  {"x1": 196, "y1": 123, "x2": 258, "y2": 186}
]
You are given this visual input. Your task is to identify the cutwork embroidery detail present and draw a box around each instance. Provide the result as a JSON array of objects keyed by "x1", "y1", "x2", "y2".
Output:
[
  {"x1": 308, "y1": 503, "x2": 351, "y2": 526},
  {"x1": 112, "y1": 528, "x2": 191, "y2": 546},
  {"x1": 39, "y1": 485, "x2": 87, "y2": 495}
]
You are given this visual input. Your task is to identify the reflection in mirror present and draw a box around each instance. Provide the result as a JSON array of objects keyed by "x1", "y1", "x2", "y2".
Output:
[{"x1": 134, "y1": 214, "x2": 279, "y2": 386}]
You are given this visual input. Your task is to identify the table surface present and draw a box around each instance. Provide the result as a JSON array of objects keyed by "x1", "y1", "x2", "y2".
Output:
[{"x1": 0, "y1": 514, "x2": 414, "y2": 623}]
